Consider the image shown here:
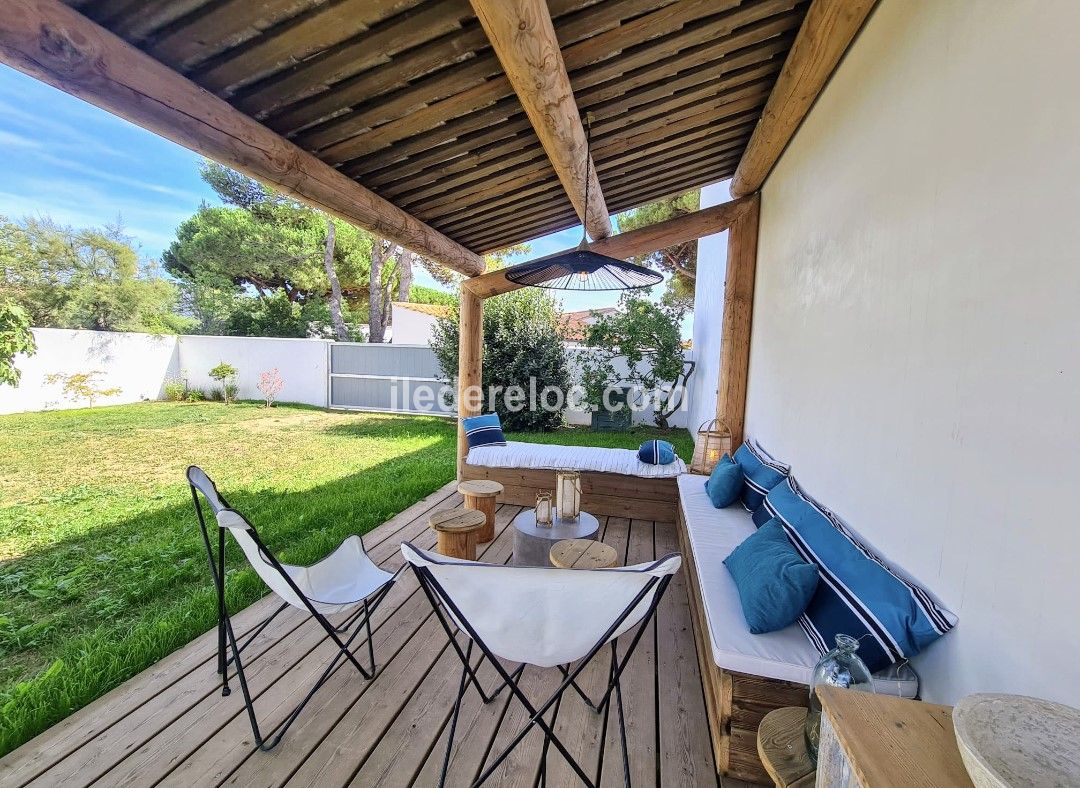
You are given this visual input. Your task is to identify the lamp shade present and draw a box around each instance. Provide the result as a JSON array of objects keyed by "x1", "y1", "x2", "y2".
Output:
[{"x1": 503, "y1": 248, "x2": 662, "y2": 291}]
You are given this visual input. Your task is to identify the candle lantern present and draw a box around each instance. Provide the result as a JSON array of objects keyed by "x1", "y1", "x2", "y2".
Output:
[
  {"x1": 535, "y1": 492, "x2": 553, "y2": 526},
  {"x1": 691, "y1": 418, "x2": 733, "y2": 474},
  {"x1": 555, "y1": 471, "x2": 581, "y2": 522}
]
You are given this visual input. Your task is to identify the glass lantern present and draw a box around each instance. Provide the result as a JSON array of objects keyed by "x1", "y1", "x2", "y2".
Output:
[
  {"x1": 804, "y1": 634, "x2": 875, "y2": 762},
  {"x1": 690, "y1": 419, "x2": 732, "y2": 474},
  {"x1": 535, "y1": 492, "x2": 553, "y2": 526},
  {"x1": 555, "y1": 471, "x2": 581, "y2": 522}
]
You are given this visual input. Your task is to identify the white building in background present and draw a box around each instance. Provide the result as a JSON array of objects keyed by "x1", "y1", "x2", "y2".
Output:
[{"x1": 389, "y1": 302, "x2": 452, "y2": 345}]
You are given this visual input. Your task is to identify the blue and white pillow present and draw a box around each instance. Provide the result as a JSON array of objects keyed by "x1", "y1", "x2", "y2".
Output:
[
  {"x1": 733, "y1": 440, "x2": 789, "y2": 513},
  {"x1": 759, "y1": 477, "x2": 957, "y2": 672},
  {"x1": 461, "y1": 413, "x2": 506, "y2": 449},
  {"x1": 638, "y1": 439, "x2": 676, "y2": 465}
]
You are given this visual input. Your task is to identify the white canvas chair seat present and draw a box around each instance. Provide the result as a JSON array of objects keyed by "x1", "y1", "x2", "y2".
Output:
[
  {"x1": 402, "y1": 542, "x2": 679, "y2": 667},
  {"x1": 219, "y1": 512, "x2": 392, "y2": 615},
  {"x1": 402, "y1": 540, "x2": 681, "y2": 787}
]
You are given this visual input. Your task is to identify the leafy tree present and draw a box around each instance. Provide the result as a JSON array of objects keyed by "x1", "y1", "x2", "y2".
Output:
[
  {"x1": 615, "y1": 190, "x2": 700, "y2": 309},
  {"x1": 409, "y1": 285, "x2": 457, "y2": 307},
  {"x1": 579, "y1": 294, "x2": 694, "y2": 429},
  {"x1": 431, "y1": 287, "x2": 570, "y2": 431},
  {"x1": 44, "y1": 371, "x2": 122, "y2": 408},
  {"x1": 0, "y1": 301, "x2": 36, "y2": 387},
  {"x1": 1, "y1": 216, "x2": 190, "y2": 333}
]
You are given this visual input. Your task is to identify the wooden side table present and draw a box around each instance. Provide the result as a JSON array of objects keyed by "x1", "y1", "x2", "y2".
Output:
[
  {"x1": 457, "y1": 480, "x2": 503, "y2": 543},
  {"x1": 549, "y1": 539, "x2": 619, "y2": 569},
  {"x1": 429, "y1": 508, "x2": 486, "y2": 561},
  {"x1": 757, "y1": 706, "x2": 816, "y2": 787}
]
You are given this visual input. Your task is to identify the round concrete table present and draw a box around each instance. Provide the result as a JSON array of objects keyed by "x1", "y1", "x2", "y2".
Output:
[{"x1": 512, "y1": 509, "x2": 599, "y2": 567}]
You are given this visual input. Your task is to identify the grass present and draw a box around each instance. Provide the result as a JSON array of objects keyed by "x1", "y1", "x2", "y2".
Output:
[{"x1": 0, "y1": 401, "x2": 691, "y2": 756}]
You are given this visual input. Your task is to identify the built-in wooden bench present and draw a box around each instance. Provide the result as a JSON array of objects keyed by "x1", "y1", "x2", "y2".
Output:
[{"x1": 675, "y1": 473, "x2": 815, "y2": 785}]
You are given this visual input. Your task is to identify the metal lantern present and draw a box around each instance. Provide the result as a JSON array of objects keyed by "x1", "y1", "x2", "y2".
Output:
[
  {"x1": 535, "y1": 492, "x2": 553, "y2": 526},
  {"x1": 691, "y1": 418, "x2": 733, "y2": 474},
  {"x1": 555, "y1": 470, "x2": 582, "y2": 522}
]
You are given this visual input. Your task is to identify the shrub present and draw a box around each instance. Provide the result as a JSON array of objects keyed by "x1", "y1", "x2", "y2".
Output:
[
  {"x1": 431, "y1": 288, "x2": 570, "y2": 431},
  {"x1": 208, "y1": 362, "x2": 239, "y2": 404},
  {"x1": 185, "y1": 389, "x2": 205, "y2": 402},
  {"x1": 207, "y1": 387, "x2": 225, "y2": 402},
  {"x1": 257, "y1": 368, "x2": 284, "y2": 407}
]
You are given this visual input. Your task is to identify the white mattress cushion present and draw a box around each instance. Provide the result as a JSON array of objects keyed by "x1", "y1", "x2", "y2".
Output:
[
  {"x1": 677, "y1": 473, "x2": 818, "y2": 684},
  {"x1": 467, "y1": 440, "x2": 686, "y2": 478}
]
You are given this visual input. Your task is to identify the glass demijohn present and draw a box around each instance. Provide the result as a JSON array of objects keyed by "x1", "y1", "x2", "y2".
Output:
[{"x1": 804, "y1": 634, "x2": 875, "y2": 762}]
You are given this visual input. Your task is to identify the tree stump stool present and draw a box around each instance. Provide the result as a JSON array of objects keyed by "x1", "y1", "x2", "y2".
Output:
[
  {"x1": 457, "y1": 480, "x2": 503, "y2": 543},
  {"x1": 550, "y1": 539, "x2": 619, "y2": 569},
  {"x1": 429, "y1": 508, "x2": 486, "y2": 561},
  {"x1": 757, "y1": 706, "x2": 816, "y2": 787}
]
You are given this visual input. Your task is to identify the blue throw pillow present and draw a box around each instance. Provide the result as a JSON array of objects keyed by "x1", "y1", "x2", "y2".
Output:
[
  {"x1": 461, "y1": 413, "x2": 506, "y2": 449},
  {"x1": 704, "y1": 453, "x2": 742, "y2": 508},
  {"x1": 761, "y1": 477, "x2": 957, "y2": 671},
  {"x1": 733, "y1": 441, "x2": 789, "y2": 513},
  {"x1": 638, "y1": 439, "x2": 675, "y2": 465},
  {"x1": 723, "y1": 519, "x2": 819, "y2": 634}
]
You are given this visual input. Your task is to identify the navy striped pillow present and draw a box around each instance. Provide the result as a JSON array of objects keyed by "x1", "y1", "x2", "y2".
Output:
[
  {"x1": 760, "y1": 477, "x2": 957, "y2": 671},
  {"x1": 733, "y1": 441, "x2": 789, "y2": 513},
  {"x1": 461, "y1": 413, "x2": 506, "y2": 449}
]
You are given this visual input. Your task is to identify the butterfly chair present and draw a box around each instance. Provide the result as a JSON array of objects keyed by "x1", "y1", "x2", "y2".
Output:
[
  {"x1": 401, "y1": 541, "x2": 681, "y2": 787},
  {"x1": 187, "y1": 466, "x2": 397, "y2": 750}
]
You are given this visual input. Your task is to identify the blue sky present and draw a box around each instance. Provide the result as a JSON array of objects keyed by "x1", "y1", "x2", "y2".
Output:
[{"x1": 0, "y1": 64, "x2": 676, "y2": 319}]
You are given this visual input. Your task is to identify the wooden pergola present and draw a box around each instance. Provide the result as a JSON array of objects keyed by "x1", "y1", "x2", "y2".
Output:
[{"x1": 1, "y1": 0, "x2": 875, "y2": 474}]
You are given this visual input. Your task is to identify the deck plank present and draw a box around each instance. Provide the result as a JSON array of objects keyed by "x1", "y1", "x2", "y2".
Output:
[{"x1": 0, "y1": 485, "x2": 720, "y2": 788}]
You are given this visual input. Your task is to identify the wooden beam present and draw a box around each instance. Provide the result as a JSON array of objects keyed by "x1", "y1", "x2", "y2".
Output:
[
  {"x1": 463, "y1": 197, "x2": 752, "y2": 299},
  {"x1": 0, "y1": 0, "x2": 486, "y2": 277},
  {"x1": 716, "y1": 194, "x2": 760, "y2": 449},
  {"x1": 469, "y1": 0, "x2": 612, "y2": 241},
  {"x1": 456, "y1": 289, "x2": 483, "y2": 479},
  {"x1": 730, "y1": 0, "x2": 878, "y2": 197}
]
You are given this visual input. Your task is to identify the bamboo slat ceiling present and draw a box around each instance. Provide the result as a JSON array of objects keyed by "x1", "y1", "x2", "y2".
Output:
[{"x1": 63, "y1": 0, "x2": 809, "y2": 254}]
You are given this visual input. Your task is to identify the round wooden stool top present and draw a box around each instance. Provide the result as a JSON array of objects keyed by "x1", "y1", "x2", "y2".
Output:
[
  {"x1": 549, "y1": 539, "x2": 619, "y2": 570},
  {"x1": 429, "y1": 508, "x2": 486, "y2": 533},
  {"x1": 457, "y1": 480, "x2": 503, "y2": 498},
  {"x1": 757, "y1": 706, "x2": 815, "y2": 788},
  {"x1": 458, "y1": 480, "x2": 503, "y2": 543},
  {"x1": 429, "y1": 508, "x2": 486, "y2": 561}
]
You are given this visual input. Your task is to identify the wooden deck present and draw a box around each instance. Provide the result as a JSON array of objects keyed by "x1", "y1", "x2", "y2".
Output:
[{"x1": 0, "y1": 482, "x2": 742, "y2": 788}]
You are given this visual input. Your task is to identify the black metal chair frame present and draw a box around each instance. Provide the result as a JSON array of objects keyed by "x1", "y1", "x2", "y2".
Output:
[
  {"x1": 408, "y1": 551, "x2": 676, "y2": 788},
  {"x1": 188, "y1": 467, "x2": 396, "y2": 751}
]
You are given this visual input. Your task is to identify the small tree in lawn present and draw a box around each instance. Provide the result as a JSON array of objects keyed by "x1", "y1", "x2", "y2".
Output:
[
  {"x1": 257, "y1": 368, "x2": 284, "y2": 408},
  {"x1": 44, "y1": 371, "x2": 122, "y2": 408},
  {"x1": 579, "y1": 294, "x2": 695, "y2": 429},
  {"x1": 208, "y1": 362, "x2": 239, "y2": 403}
]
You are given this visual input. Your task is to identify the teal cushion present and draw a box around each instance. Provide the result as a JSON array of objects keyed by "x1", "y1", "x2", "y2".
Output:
[
  {"x1": 638, "y1": 439, "x2": 675, "y2": 465},
  {"x1": 723, "y1": 519, "x2": 819, "y2": 634},
  {"x1": 704, "y1": 453, "x2": 742, "y2": 508}
]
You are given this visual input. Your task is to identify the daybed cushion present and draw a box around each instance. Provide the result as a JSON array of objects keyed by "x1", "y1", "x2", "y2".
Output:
[
  {"x1": 677, "y1": 473, "x2": 819, "y2": 684},
  {"x1": 468, "y1": 440, "x2": 687, "y2": 478}
]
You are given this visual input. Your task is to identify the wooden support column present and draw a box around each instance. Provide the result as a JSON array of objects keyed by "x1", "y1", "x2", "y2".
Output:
[
  {"x1": 716, "y1": 194, "x2": 760, "y2": 449},
  {"x1": 456, "y1": 289, "x2": 483, "y2": 480}
]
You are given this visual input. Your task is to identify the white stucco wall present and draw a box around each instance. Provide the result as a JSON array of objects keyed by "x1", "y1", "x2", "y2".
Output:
[
  {"x1": 743, "y1": 0, "x2": 1080, "y2": 706},
  {"x1": 687, "y1": 181, "x2": 730, "y2": 438},
  {"x1": 0, "y1": 328, "x2": 179, "y2": 414},
  {"x1": 390, "y1": 304, "x2": 439, "y2": 345},
  {"x1": 179, "y1": 335, "x2": 329, "y2": 408}
]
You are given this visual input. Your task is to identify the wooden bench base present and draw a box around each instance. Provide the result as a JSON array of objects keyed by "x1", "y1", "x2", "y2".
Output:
[
  {"x1": 676, "y1": 506, "x2": 809, "y2": 785},
  {"x1": 461, "y1": 464, "x2": 678, "y2": 522}
]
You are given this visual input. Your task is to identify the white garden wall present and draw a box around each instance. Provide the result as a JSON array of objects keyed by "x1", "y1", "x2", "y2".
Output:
[
  {"x1": 687, "y1": 181, "x2": 730, "y2": 437},
  {"x1": 0, "y1": 328, "x2": 179, "y2": 414},
  {"x1": 743, "y1": 0, "x2": 1080, "y2": 706}
]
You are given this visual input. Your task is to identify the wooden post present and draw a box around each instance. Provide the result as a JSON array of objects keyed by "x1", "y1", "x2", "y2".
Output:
[
  {"x1": 457, "y1": 289, "x2": 483, "y2": 479},
  {"x1": 716, "y1": 193, "x2": 760, "y2": 449}
]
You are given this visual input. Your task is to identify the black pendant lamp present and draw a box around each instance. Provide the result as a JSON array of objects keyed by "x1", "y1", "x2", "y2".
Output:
[{"x1": 504, "y1": 116, "x2": 663, "y2": 292}]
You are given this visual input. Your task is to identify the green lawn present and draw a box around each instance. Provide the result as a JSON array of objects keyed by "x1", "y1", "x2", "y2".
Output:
[{"x1": 0, "y1": 401, "x2": 691, "y2": 755}]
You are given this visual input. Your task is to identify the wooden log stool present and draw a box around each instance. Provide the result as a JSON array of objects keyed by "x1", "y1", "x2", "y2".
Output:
[
  {"x1": 457, "y1": 480, "x2": 503, "y2": 543},
  {"x1": 549, "y1": 539, "x2": 619, "y2": 569},
  {"x1": 757, "y1": 706, "x2": 816, "y2": 787},
  {"x1": 429, "y1": 508, "x2": 486, "y2": 561}
]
